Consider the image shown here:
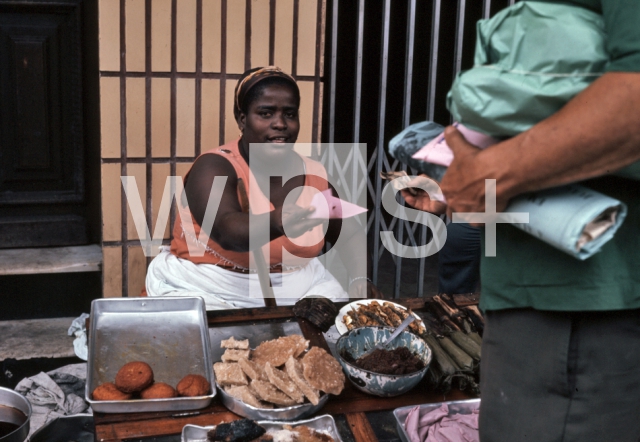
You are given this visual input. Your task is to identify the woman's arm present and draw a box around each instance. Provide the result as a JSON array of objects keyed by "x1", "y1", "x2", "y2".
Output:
[
  {"x1": 185, "y1": 154, "x2": 322, "y2": 252},
  {"x1": 440, "y1": 72, "x2": 640, "y2": 215}
]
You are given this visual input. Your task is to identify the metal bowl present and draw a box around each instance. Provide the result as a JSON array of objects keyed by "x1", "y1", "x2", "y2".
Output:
[
  {"x1": 335, "y1": 326, "x2": 432, "y2": 397},
  {"x1": 216, "y1": 382, "x2": 329, "y2": 421},
  {"x1": 0, "y1": 387, "x2": 31, "y2": 442}
]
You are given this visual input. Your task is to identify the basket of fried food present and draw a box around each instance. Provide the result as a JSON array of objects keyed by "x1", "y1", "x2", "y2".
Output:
[{"x1": 214, "y1": 335, "x2": 345, "y2": 421}]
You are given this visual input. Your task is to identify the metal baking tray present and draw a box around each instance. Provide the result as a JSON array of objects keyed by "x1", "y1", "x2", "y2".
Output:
[
  {"x1": 216, "y1": 381, "x2": 329, "y2": 421},
  {"x1": 85, "y1": 296, "x2": 215, "y2": 413},
  {"x1": 182, "y1": 414, "x2": 343, "y2": 442},
  {"x1": 393, "y1": 398, "x2": 480, "y2": 442}
]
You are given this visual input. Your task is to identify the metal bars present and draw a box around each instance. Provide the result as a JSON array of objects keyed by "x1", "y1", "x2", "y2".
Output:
[
  {"x1": 325, "y1": 0, "x2": 499, "y2": 297},
  {"x1": 371, "y1": 0, "x2": 391, "y2": 284}
]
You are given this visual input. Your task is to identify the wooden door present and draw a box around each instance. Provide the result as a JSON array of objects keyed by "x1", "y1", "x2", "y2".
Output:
[{"x1": 0, "y1": 0, "x2": 97, "y2": 248}]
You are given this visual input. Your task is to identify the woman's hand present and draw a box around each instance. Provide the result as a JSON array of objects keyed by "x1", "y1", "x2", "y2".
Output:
[
  {"x1": 348, "y1": 279, "x2": 385, "y2": 299},
  {"x1": 276, "y1": 204, "x2": 326, "y2": 238},
  {"x1": 400, "y1": 174, "x2": 448, "y2": 215}
]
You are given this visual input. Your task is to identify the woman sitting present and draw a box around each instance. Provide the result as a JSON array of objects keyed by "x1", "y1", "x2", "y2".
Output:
[{"x1": 146, "y1": 67, "x2": 380, "y2": 309}]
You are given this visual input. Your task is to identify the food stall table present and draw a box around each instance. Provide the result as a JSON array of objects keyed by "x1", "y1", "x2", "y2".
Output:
[{"x1": 92, "y1": 298, "x2": 476, "y2": 441}]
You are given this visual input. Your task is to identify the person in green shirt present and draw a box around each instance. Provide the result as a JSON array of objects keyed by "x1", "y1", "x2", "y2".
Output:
[{"x1": 403, "y1": 1, "x2": 640, "y2": 440}]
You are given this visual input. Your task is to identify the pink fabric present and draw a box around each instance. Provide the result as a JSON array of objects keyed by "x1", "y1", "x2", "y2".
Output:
[
  {"x1": 308, "y1": 189, "x2": 368, "y2": 219},
  {"x1": 411, "y1": 122, "x2": 500, "y2": 166},
  {"x1": 404, "y1": 404, "x2": 479, "y2": 442}
]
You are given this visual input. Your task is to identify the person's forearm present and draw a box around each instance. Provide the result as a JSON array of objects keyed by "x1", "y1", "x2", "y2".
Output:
[
  {"x1": 484, "y1": 72, "x2": 640, "y2": 202},
  {"x1": 214, "y1": 212, "x2": 279, "y2": 252}
]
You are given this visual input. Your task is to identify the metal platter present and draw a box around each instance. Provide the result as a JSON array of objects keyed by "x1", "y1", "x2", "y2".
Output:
[
  {"x1": 182, "y1": 414, "x2": 343, "y2": 442},
  {"x1": 216, "y1": 381, "x2": 329, "y2": 421},
  {"x1": 335, "y1": 300, "x2": 425, "y2": 335}
]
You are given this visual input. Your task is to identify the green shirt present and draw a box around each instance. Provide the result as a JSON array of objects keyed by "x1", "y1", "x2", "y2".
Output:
[{"x1": 480, "y1": 0, "x2": 640, "y2": 312}]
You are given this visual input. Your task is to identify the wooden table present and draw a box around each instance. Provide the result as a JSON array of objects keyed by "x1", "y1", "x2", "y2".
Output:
[{"x1": 92, "y1": 298, "x2": 475, "y2": 441}]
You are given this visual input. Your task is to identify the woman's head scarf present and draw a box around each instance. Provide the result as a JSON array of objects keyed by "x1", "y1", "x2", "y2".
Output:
[{"x1": 233, "y1": 66, "x2": 298, "y2": 120}]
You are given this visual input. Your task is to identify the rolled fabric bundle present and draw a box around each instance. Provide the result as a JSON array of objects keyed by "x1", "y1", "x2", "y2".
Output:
[
  {"x1": 408, "y1": 124, "x2": 628, "y2": 260},
  {"x1": 394, "y1": 2, "x2": 630, "y2": 260},
  {"x1": 505, "y1": 185, "x2": 627, "y2": 261}
]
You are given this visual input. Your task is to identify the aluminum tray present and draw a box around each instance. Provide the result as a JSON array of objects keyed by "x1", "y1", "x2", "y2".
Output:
[
  {"x1": 393, "y1": 398, "x2": 480, "y2": 442},
  {"x1": 216, "y1": 381, "x2": 329, "y2": 421},
  {"x1": 86, "y1": 296, "x2": 215, "y2": 413},
  {"x1": 182, "y1": 414, "x2": 343, "y2": 442}
]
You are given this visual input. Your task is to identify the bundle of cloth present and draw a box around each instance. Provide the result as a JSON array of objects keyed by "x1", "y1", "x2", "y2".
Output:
[
  {"x1": 391, "y1": 1, "x2": 634, "y2": 260},
  {"x1": 404, "y1": 403, "x2": 479, "y2": 442}
]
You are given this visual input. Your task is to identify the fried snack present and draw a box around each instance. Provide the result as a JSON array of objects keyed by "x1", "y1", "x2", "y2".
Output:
[
  {"x1": 251, "y1": 335, "x2": 309, "y2": 367},
  {"x1": 176, "y1": 374, "x2": 211, "y2": 397},
  {"x1": 207, "y1": 418, "x2": 266, "y2": 442},
  {"x1": 285, "y1": 356, "x2": 320, "y2": 405},
  {"x1": 115, "y1": 361, "x2": 154, "y2": 393},
  {"x1": 301, "y1": 347, "x2": 345, "y2": 395},
  {"x1": 221, "y1": 349, "x2": 251, "y2": 362},
  {"x1": 140, "y1": 382, "x2": 177, "y2": 399},
  {"x1": 92, "y1": 382, "x2": 133, "y2": 401},
  {"x1": 238, "y1": 357, "x2": 267, "y2": 381},
  {"x1": 225, "y1": 385, "x2": 273, "y2": 409},
  {"x1": 249, "y1": 380, "x2": 298, "y2": 407},
  {"x1": 265, "y1": 362, "x2": 304, "y2": 403},
  {"x1": 343, "y1": 302, "x2": 427, "y2": 334},
  {"x1": 214, "y1": 362, "x2": 248, "y2": 386},
  {"x1": 221, "y1": 336, "x2": 250, "y2": 349}
]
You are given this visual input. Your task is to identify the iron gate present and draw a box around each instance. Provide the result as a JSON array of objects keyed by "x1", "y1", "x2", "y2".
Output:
[{"x1": 322, "y1": 0, "x2": 517, "y2": 297}]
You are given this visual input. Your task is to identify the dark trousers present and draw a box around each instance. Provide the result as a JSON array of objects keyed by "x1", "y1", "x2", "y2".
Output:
[
  {"x1": 479, "y1": 308, "x2": 640, "y2": 442},
  {"x1": 438, "y1": 223, "x2": 481, "y2": 294}
]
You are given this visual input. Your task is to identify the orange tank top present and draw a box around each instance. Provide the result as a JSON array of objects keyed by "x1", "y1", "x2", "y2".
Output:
[{"x1": 170, "y1": 139, "x2": 327, "y2": 271}]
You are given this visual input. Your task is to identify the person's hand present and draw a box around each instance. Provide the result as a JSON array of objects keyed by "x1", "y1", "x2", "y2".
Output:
[
  {"x1": 348, "y1": 279, "x2": 385, "y2": 299},
  {"x1": 400, "y1": 174, "x2": 447, "y2": 215},
  {"x1": 278, "y1": 204, "x2": 326, "y2": 238},
  {"x1": 440, "y1": 126, "x2": 508, "y2": 224}
]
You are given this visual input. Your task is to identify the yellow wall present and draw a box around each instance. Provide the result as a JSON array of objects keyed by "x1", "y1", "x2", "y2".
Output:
[{"x1": 99, "y1": 0, "x2": 326, "y2": 297}]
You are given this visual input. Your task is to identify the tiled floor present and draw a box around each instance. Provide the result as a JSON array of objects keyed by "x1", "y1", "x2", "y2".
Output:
[{"x1": 0, "y1": 317, "x2": 77, "y2": 361}]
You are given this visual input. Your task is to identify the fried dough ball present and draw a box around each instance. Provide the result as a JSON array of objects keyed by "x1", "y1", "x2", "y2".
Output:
[
  {"x1": 92, "y1": 382, "x2": 132, "y2": 401},
  {"x1": 176, "y1": 374, "x2": 211, "y2": 397},
  {"x1": 140, "y1": 382, "x2": 177, "y2": 399},
  {"x1": 115, "y1": 361, "x2": 154, "y2": 393}
]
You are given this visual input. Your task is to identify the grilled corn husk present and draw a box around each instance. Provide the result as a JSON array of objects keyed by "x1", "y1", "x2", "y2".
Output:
[
  {"x1": 438, "y1": 336, "x2": 474, "y2": 372},
  {"x1": 450, "y1": 330, "x2": 481, "y2": 361}
]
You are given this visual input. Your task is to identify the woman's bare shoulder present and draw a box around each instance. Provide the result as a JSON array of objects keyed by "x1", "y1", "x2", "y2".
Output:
[{"x1": 187, "y1": 152, "x2": 238, "y2": 185}]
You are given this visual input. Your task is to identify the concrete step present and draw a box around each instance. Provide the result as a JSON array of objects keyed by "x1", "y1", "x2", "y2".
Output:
[
  {"x1": 0, "y1": 245, "x2": 102, "y2": 276},
  {"x1": 0, "y1": 317, "x2": 77, "y2": 361}
]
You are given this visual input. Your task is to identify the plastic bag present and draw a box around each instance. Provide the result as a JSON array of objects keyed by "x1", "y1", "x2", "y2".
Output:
[
  {"x1": 447, "y1": 1, "x2": 607, "y2": 138},
  {"x1": 388, "y1": 121, "x2": 447, "y2": 182}
]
